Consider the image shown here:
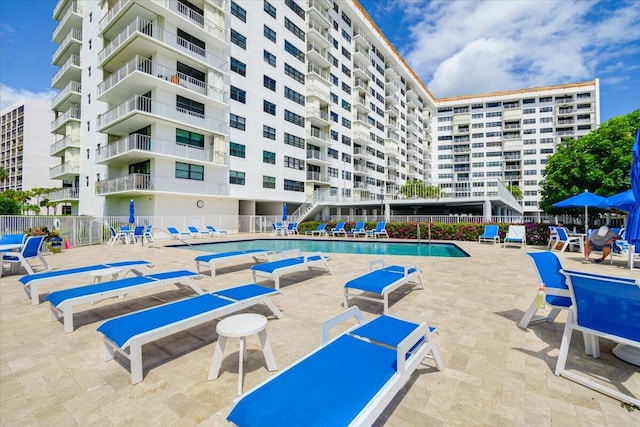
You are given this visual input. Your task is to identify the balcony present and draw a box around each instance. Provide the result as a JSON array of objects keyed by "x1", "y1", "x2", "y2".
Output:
[
  {"x1": 353, "y1": 95, "x2": 367, "y2": 112},
  {"x1": 100, "y1": 0, "x2": 226, "y2": 49},
  {"x1": 503, "y1": 123, "x2": 520, "y2": 130},
  {"x1": 99, "y1": 17, "x2": 226, "y2": 72},
  {"x1": 48, "y1": 187, "x2": 79, "y2": 202},
  {"x1": 352, "y1": 63, "x2": 369, "y2": 81},
  {"x1": 353, "y1": 147, "x2": 372, "y2": 160},
  {"x1": 51, "y1": 54, "x2": 81, "y2": 89},
  {"x1": 306, "y1": 42, "x2": 330, "y2": 68},
  {"x1": 97, "y1": 56, "x2": 226, "y2": 106},
  {"x1": 354, "y1": 113, "x2": 370, "y2": 126},
  {"x1": 352, "y1": 131, "x2": 370, "y2": 145},
  {"x1": 307, "y1": 18, "x2": 331, "y2": 47},
  {"x1": 307, "y1": 0, "x2": 331, "y2": 28},
  {"x1": 555, "y1": 98, "x2": 574, "y2": 104},
  {"x1": 306, "y1": 171, "x2": 331, "y2": 184},
  {"x1": 354, "y1": 78, "x2": 368, "y2": 94},
  {"x1": 52, "y1": 27, "x2": 82, "y2": 66},
  {"x1": 385, "y1": 143, "x2": 399, "y2": 158},
  {"x1": 306, "y1": 107, "x2": 330, "y2": 127},
  {"x1": 95, "y1": 173, "x2": 229, "y2": 196},
  {"x1": 452, "y1": 114, "x2": 470, "y2": 125},
  {"x1": 52, "y1": 1, "x2": 82, "y2": 44},
  {"x1": 306, "y1": 127, "x2": 330, "y2": 146},
  {"x1": 502, "y1": 109, "x2": 522, "y2": 120},
  {"x1": 353, "y1": 164, "x2": 371, "y2": 176},
  {"x1": 557, "y1": 107, "x2": 574, "y2": 115},
  {"x1": 306, "y1": 79, "x2": 330, "y2": 103},
  {"x1": 386, "y1": 104, "x2": 399, "y2": 117},
  {"x1": 306, "y1": 150, "x2": 329, "y2": 166},
  {"x1": 385, "y1": 132, "x2": 399, "y2": 143},
  {"x1": 50, "y1": 161, "x2": 79, "y2": 180},
  {"x1": 385, "y1": 119, "x2": 398, "y2": 131},
  {"x1": 51, "y1": 80, "x2": 81, "y2": 111},
  {"x1": 51, "y1": 107, "x2": 81, "y2": 134},
  {"x1": 385, "y1": 92, "x2": 399, "y2": 105},
  {"x1": 353, "y1": 46, "x2": 369, "y2": 66},
  {"x1": 557, "y1": 130, "x2": 575, "y2": 136},
  {"x1": 50, "y1": 134, "x2": 80, "y2": 156},
  {"x1": 95, "y1": 133, "x2": 228, "y2": 166},
  {"x1": 385, "y1": 159, "x2": 399, "y2": 170},
  {"x1": 307, "y1": 63, "x2": 330, "y2": 84},
  {"x1": 97, "y1": 95, "x2": 226, "y2": 136}
]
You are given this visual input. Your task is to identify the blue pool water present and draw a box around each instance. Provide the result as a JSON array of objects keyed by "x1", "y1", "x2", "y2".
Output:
[{"x1": 176, "y1": 239, "x2": 469, "y2": 258}]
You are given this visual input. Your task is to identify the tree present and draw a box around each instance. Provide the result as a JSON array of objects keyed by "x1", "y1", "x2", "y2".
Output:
[
  {"x1": 397, "y1": 179, "x2": 443, "y2": 199},
  {"x1": 0, "y1": 195, "x2": 21, "y2": 215},
  {"x1": 507, "y1": 184, "x2": 523, "y2": 200},
  {"x1": 539, "y1": 109, "x2": 640, "y2": 212},
  {"x1": 0, "y1": 166, "x2": 7, "y2": 182}
]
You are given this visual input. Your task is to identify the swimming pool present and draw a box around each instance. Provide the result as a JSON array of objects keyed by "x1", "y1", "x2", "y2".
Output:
[{"x1": 176, "y1": 239, "x2": 469, "y2": 258}]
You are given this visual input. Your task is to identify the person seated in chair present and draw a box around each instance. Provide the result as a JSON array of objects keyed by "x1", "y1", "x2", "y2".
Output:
[{"x1": 583, "y1": 226, "x2": 622, "y2": 263}]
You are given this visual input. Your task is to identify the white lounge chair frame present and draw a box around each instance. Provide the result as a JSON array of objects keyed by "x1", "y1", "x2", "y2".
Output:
[
  {"x1": 48, "y1": 271, "x2": 205, "y2": 333},
  {"x1": 194, "y1": 250, "x2": 274, "y2": 277},
  {"x1": 344, "y1": 259, "x2": 423, "y2": 314},
  {"x1": 1, "y1": 235, "x2": 49, "y2": 277},
  {"x1": 251, "y1": 249, "x2": 332, "y2": 291},
  {"x1": 100, "y1": 286, "x2": 283, "y2": 384},
  {"x1": 502, "y1": 225, "x2": 526, "y2": 248}
]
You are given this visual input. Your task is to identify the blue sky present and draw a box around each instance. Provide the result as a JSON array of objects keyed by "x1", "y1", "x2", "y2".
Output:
[{"x1": 1, "y1": 0, "x2": 639, "y2": 121}]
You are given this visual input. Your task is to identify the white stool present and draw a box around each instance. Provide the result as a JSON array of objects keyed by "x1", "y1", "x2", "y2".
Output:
[
  {"x1": 208, "y1": 313, "x2": 277, "y2": 395},
  {"x1": 88, "y1": 267, "x2": 122, "y2": 284}
]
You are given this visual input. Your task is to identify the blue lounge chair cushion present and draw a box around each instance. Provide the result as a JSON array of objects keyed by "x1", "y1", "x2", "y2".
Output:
[
  {"x1": 227, "y1": 334, "x2": 397, "y2": 427},
  {"x1": 98, "y1": 294, "x2": 233, "y2": 348},
  {"x1": 344, "y1": 266, "x2": 416, "y2": 294},
  {"x1": 351, "y1": 315, "x2": 420, "y2": 348},
  {"x1": 213, "y1": 284, "x2": 276, "y2": 300},
  {"x1": 45, "y1": 276, "x2": 154, "y2": 307},
  {"x1": 145, "y1": 270, "x2": 199, "y2": 280},
  {"x1": 250, "y1": 255, "x2": 322, "y2": 274},
  {"x1": 194, "y1": 249, "x2": 269, "y2": 263}
]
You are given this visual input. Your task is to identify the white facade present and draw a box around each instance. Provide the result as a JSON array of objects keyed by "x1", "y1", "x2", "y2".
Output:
[
  {"x1": 49, "y1": 0, "x2": 599, "y2": 219},
  {"x1": 1, "y1": 99, "x2": 60, "y2": 211}
]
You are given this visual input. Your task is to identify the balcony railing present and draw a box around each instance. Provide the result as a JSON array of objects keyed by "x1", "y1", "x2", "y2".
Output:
[
  {"x1": 95, "y1": 173, "x2": 229, "y2": 195},
  {"x1": 306, "y1": 107, "x2": 329, "y2": 121},
  {"x1": 96, "y1": 133, "x2": 228, "y2": 165},
  {"x1": 98, "y1": 55, "x2": 225, "y2": 102},
  {"x1": 50, "y1": 161, "x2": 79, "y2": 177},
  {"x1": 53, "y1": 1, "x2": 82, "y2": 41},
  {"x1": 51, "y1": 80, "x2": 81, "y2": 107},
  {"x1": 307, "y1": 128, "x2": 329, "y2": 143},
  {"x1": 51, "y1": 107, "x2": 81, "y2": 131},
  {"x1": 306, "y1": 171, "x2": 330, "y2": 183},
  {"x1": 97, "y1": 95, "x2": 225, "y2": 133},
  {"x1": 52, "y1": 27, "x2": 82, "y2": 62},
  {"x1": 51, "y1": 54, "x2": 80, "y2": 86},
  {"x1": 306, "y1": 150, "x2": 328, "y2": 162},
  {"x1": 50, "y1": 134, "x2": 80, "y2": 155},
  {"x1": 307, "y1": 63, "x2": 329, "y2": 80},
  {"x1": 308, "y1": 19, "x2": 330, "y2": 40},
  {"x1": 48, "y1": 187, "x2": 79, "y2": 201}
]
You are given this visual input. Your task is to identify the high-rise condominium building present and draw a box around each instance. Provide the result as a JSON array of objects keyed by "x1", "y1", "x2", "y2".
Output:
[
  {"x1": 49, "y1": 0, "x2": 599, "y2": 219},
  {"x1": 1, "y1": 99, "x2": 61, "y2": 212}
]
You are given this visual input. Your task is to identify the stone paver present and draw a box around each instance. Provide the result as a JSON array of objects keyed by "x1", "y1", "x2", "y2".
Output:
[{"x1": 1, "y1": 235, "x2": 638, "y2": 426}]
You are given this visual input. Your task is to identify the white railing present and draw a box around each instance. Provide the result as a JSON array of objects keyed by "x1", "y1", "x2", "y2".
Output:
[
  {"x1": 50, "y1": 161, "x2": 79, "y2": 177},
  {"x1": 306, "y1": 107, "x2": 328, "y2": 121},
  {"x1": 51, "y1": 107, "x2": 81, "y2": 131},
  {"x1": 51, "y1": 80, "x2": 81, "y2": 107},
  {"x1": 306, "y1": 150, "x2": 327, "y2": 162},
  {"x1": 307, "y1": 63, "x2": 329, "y2": 80},
  {"x1": 306, "y1": 82, "x2": 329, "y2": 100},
  {"x1": 308, "y1": 0, "x2": 330, "y2": 22},
  {"x1": 308, "y1": 19, "x2": 330, "y2": 40},
  {"x1": 48, "y1": 188, "x2": 79, "y2": 201},
  {"x1": 51, "y1": 54, "x2": 80, "y2": 86},
  {"x1": 52, "y1": 27, "x2": 82, "y2": 62},
  {"x1": 53, "y1": 1, "x2": 81, "y2": 41},
  {"x1": 306, "y1": 171, "x2": 330, "y2": 182},
  {"x1": 307, "y1": 128, "x2": 329, "y2": 143},
  {"x1": 50, "y1": 134, "x2": 80, "y2": 155},
  {"x1": 95, "y1": 173, "x2": 229, "y2": 196}
]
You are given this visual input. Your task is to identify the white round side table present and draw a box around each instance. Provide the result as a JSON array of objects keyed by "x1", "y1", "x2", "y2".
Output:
[{"x1": 208, "y1": 313, "x2": 277, "y2": 395}]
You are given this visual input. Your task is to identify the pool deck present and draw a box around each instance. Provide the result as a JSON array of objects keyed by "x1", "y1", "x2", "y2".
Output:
[{"x1": 1, "y1": 234, "x2": 638, "y2": 426}]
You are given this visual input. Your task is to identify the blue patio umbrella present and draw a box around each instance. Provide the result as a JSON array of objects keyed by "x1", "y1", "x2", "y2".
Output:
[
  {"x1": 626, "y1": 129, "x2": 640, "y2": 247},
  {"x1": 552, "y1": 190, "x2": 606, "y2": 231},
  {"x1": 129, "y1": 199, "x2": 135, "y2": 225},
  {"x1": 282, "y1": 203, "x2": 288, "y2": 222},
  {"x1": 598, "y1": 189, "x2": 636, "y2": 213}
]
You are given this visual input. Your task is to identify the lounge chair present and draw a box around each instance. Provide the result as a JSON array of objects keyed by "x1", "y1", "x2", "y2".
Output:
[
  {"x1": 131, "y1": 225, "x2": 145, "y2": 243},
  {"x1": 305, "y1": 223, "x2": 327, "y2": 237},
  {"x1": 46, "y1": 270, "x2": 205, "y2": 333},
  {"x1": 286, "y1": 222, "x2": 299, "y2": 235},
  {"x1": 107, "y1": 227, "x2": 128, "y2": 245},
  {"x1": 194, "y1": 249, "x2": 274, "y2": 277},
  {"x1": 227, "y1": 306, "x2": 443, "y2": 426},
  {"x1": 344, "y1": 259, "x2": 423, "y2": 313},
  {"x1": 205, "y1": 225, "x2": 228, "y2": 237},
  {"x1": 187, "y1": 226, "x2": 209, "y2": 238},
  {"x1": 250, "y1": 249, "x2": 332, "y2": 291},
  {"x1": 555, "y1": 270, "x2": 639, "y2": 406},
  {"x1": 503, "y1": 225, "x2": 526, "y2": 248},
  {"x1": 328, "y1": 221, "x2": 346, "y2": 237},
  {"x1": 271, "y1": 223, "x2": 285, "y2": 236},
  {"x1": 143, "y1": 225, "x2": 154, "y2": 243},
  {"x1": 366, "y1": 221, "x2": 389, "y2": 238},
  {"x1": 97, "y1": 283, "x2": 283, "y2": 384},
  {"x1": 19, "y1": 260, "x2": 153, "y2": 305},
  {"x1": 478, "y1": 224, "x2": 499, "y2": 244},
  {"x1": 552, "y1": 227, "x2": 581, "y2": 253},
  {"x1": 166, "y1": 227, "x2": 191, "y2": 239},
  {"x1": 1, "y1": 235, "x2": 49, "y2": 278},
  {"x1": 347, "y1": 220, "x2": 366, "y2": 238},
  {"x1": 547, "y1": 226, "x2": 559, "y2": 249}
]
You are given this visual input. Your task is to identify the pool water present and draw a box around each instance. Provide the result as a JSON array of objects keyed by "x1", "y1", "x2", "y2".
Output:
[{"x1": 177, "y1": 239, "x2": 469, "y2": 258}]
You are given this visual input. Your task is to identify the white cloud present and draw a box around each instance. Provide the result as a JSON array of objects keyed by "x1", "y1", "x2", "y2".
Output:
[
  {"x1": 0, "y1": 84, "x2": 56, "y2": 110},
  {"x1": 389, "y1": 0, "x2": 640, "y2": 97}
]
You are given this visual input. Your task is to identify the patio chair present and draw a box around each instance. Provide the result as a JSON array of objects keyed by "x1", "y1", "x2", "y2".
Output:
[
  {"x1": 329, "y1": 221, "x2": 346, "y2": 237},
  {"x1": 194, "y1": 249, "x2": 274, "y2": 277},
  {"x1": 366, "y1": 221, "x2": 389, "y2": 238},
  {"x1": 305, "y1": 223, "x2": 327, "y2": 237},
  {"x1": 503, "y1": 225, "x2": 526, "y2": 248},
  {"x1": 1, "y1": 235, "x2": 49, "y2": 278},
  {"x1": 555, "y1": 270, "x2": 639, "y2": 406},
  {"x1": 205, "y1": 225, "x2": 228, "y2": 237},
  {"x1": 0, "y1": 233, "x2": 27, "y2": 250},
  {"x1": 107, "y1": 227, "x2": 127, "y2": 245},
  {"x1": 46, "y1": 270, "x2": 205, "y2": 333},
  {"x1": 250, "y1": 249, "x2": 332, "y2": 291},
  {"x1": 97, "y1": 283, "x2": 283, "y2": 384},
  {"x1": 227, "y1": 306, "x2": 443, "y2": 426},
  {"x1": 552, "y1": 227, "x2": 582, "y2": 253},
  {"x1": 131, "y1": 226, "x2": 145, "y2": 243},
  {"x1": 478, "y1": 224, "x2": 499, "y2": 244},
  {"x1": 20, "y1": 260, "x2": 153, "y2": 305},
  {"x1": 286, "y1": 222, "x2": 299, "y2": 235},
  {"x1": 344, "y1": 259, "x2": 423, "y2": 313},
  {"x1": 271, "y1": 223, "x2": 285, "y2": 236},
  {"x1": 547, "y1": 226, "x2": 559, "y2": 249},
  {"x1": 143, "y1": 225, "x2": 154, "y2": 242},
  {"x1": 347, "y1": 221, "x2": 366, "y2": 238},
  {"x1": 187, "y1": 226, "x2": 209, "y2": 238},
  {"x1": 166, "y1": 227, "x2": 191, "y2": 239}
]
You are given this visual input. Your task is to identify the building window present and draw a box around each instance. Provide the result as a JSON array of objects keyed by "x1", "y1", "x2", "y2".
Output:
[
  {"x1": 284, "y1": 132, "x2": 304, "y2": 148},
  {"x1": 176, "y1": 162, "x2": 204, "y2": 181},
  {"x1": 230, "y1": 86, "x2": 246, "y2": 103},
  {"x1": 284, "y1": 40, "x2": 304, "y2": 62},
  {"x1": 263, "y1": 100, "x2": 276, "y2": 115},
  {"x1": 263, "y1": 175, "x2": 276, "y2": 188},
  {"x1": 231, "y1": 1, "x2": 247, "y2": 22},
  {"x1": 230, "y1": 142, "x2": 246, "y2": 158},
  {"x1": 264, "y1": 50, "x2": 276, "y2": 67},
  {"x1": 177, "y1": 95, "x2": 204, "y2": 117},
  {"x1": 263, "y1": 150, "x2": 276, "y2": 164},
  {"x1": 231, "y1": 29, "x2": 247, "y2": 49},
  {"x1": 263, "y1": 125, "x2": 276, "y2": 140},
  {"x1": 230, "y1": 113, "x2": 246, "y2": 130},
  {"x1": 284, "y1": 87, "x2": 305, "y2": 105},
  {"x1": 263, "y1": 25, "x2": 276, "y2": 42},
  {"x1": 284, "y1": 110, "x2": 304, "y2": 127},
  {"x1": 176, "y1": 128, "x2": 204, "y2": 148},
  {"x1": 342, "y1": 117, "x2": 351, "y2": 128},
  {"x1": 284, "y1": 17, "x2": 304, "y2": 41},
  {"x1": 284, "y1": 155, "x2": 304, "y2": 170},
  {"x1": 264, "y1": 0, "x2": 276, "y2": 18},
  {"x1": 284, "y1": 63, "x2": 304, "y2": 84},
  {"x1": 284, "y1": 179, "x2": 304, "y2": 192},
  {"x1": 230, "y1": 170, "x2": 246, "y2": 185},
  {"x1": 264, "y1": 75, "x2": 276, "y2": 91},
  {"x1": 285, "y1": 0, "x2": 304, "y2": 20},
  {"x1": 230, "y1": 57, "x2": 246, "y2": 76}
]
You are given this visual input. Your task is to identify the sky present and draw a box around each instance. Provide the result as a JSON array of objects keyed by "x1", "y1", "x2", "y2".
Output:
[{"x1": 1, "y1": 0, "x2": 639, "y2": 121}]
